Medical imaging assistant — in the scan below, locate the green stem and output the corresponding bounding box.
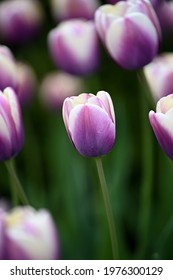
[5,159,29,205]
[137,71,154,258]
[95,157,119,260]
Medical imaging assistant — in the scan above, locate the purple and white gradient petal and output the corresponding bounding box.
[0,87,24,161]
[144,53,173,101]
[106,13,158,70]
[3,207,59,260]
[48,19,100,76]
[50,0,100,22]
[62,91,116,157]
[149,94,173,160]
[95,0,161,70]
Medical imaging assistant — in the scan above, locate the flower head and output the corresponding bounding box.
[95,0,161,69]
[144,53,173,101]
[0,206,59,260]
[0,87,24,161]
[63,91,115,157]
[50,0,100,22]
[40,71,83,111]
[149,94,173,160]
[0,0,43,45]
[48,19,100,75]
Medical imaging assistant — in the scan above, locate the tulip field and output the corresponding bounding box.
[1,0,173,260]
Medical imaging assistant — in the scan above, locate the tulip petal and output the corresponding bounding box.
[106,13,158,69]
[5,208,59,260]
[69,104,115,157]
[149,111,173,160]
[97,90,115,122]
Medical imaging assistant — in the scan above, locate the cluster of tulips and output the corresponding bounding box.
[0,0,173,260]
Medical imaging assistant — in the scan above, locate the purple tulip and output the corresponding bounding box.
[0,87,24,161]
[0,45,18,91]
[144,53,173,101]
[40,71,83,111]
[156,1,173,33]
[48,19,100,75]
[95,0,161,70]
[0,206,59,260]
[50,0,100,22]
[63,91,115,157]
[16,62,37,106]
[0,0,43,45]
[149,94,173,160]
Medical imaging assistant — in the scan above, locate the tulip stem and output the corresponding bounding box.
[137,72,154,258]
[95,157,119,260]
[5,159,29,205]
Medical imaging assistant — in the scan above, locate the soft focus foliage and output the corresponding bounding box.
[1,0,173,260]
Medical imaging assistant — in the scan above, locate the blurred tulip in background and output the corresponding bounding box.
[0,0,43,45]
[144,53,173,101]
[0,45,18,91]
[155,0,173,33]
[48,19,100,75]
[63,91,115,157]
[0,87,24,162]
[40,71,83,111]
[50,0,100,22]
[0,206,59,259]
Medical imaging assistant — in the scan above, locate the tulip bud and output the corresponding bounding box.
[50,0,100,22]
[40,71,83,111]
[48,19,100,75]
[0,0,43,45]
[63,91,115,157]
[149,94,173,160]
[16,62,37,106]
[95,0,161,70]
[0,45,18,91]
[0,87,24,161]
[1,206,59,260]
[144,53,173,101]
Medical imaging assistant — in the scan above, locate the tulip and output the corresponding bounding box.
[0,206,59,260]
[0,45,18,91]
[144,53,173,101]
[0,0,43,45]
[0,87,24,161]
[156,1,173,33]
[50,0,100,22]
[63,91,115,157]
[48,19,100,75]
[16,62,37,106]
[95,0,161,70]
[149,94,173,160]
[40,71,83,111]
